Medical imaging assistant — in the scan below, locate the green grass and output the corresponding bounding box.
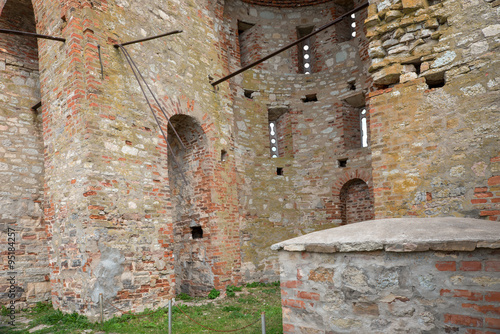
[2,283,283,334]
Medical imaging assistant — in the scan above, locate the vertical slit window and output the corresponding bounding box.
[351,13,357,38]
[297,26,315,74]
[269,121,278,158]
[360,108,368,148]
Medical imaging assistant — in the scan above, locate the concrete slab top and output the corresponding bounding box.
[271,217,500,253]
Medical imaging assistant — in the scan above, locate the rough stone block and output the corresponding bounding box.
[402,0,428,11]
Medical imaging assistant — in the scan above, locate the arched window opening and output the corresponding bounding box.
[339,179,374,225]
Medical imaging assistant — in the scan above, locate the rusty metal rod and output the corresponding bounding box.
[121,46,186,150]
[114,30,183,48]
[31,101,42,111]
[0,28,65,42]
[118,45,188,185]
[211,2,368,87]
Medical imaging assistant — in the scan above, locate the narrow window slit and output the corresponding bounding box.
[221,150,227,162]
[277,167,283,176]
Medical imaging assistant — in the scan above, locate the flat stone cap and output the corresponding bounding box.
[271,218,500,253]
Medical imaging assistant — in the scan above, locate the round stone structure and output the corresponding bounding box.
[272,218,500,333]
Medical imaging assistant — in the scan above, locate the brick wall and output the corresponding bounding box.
[0,0,50,308]
[223,0,373,282]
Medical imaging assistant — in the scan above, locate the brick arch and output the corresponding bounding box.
[339,178,374,225]
[332,169,372,196]
[167,114,215,296]
[326,169,373,224]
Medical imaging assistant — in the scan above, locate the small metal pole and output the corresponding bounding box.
[168,299,172,334]
[261,311,266,334]
[99,293,104,324]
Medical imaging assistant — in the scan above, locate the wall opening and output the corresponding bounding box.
[167,115,214,296]
[244,89,255,99]
[301,94,318,103]
[277,167,283,176]
[297,26,315,74]
[338,159,348,168]
[268,107,292,158]
[191,226,203,239]
[238,20,256,66]
[339,179,374,225]
[221,149,227,162]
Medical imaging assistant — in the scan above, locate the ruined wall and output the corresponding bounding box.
[0,0,242,318]
[0,0,50,308]
[274,218,500,334]
[222,0,374,282]
[366,0,500,220]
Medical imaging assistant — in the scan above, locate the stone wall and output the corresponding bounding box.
[366,0,500,220]
[0,0,50,308]
[223,0,374,283]
[1,0,242,318]
[274,218,500,333]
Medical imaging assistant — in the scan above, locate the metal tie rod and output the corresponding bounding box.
[114,30,183,48]
[0,28,65,42]
[211,2,369,87]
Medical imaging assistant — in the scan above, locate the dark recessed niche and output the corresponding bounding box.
[338,159,348,168]
[348,82,356,91]
[425,72,446,89]
[191,226,203,239]
[221,150,227,162]
[244,89,255,99]
[277,167,284,175]
[301,94,318,103]
[238,21,255,35]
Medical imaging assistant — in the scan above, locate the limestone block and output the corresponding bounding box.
[383,38,400,48]
[367,3,378,17]
[365,14,381,28]
[400,72,418,83]
[401,33,415,42]
[373,63,403,85]
[386,10,403,22]
[394,28,405,39]
[402,0,428,11]
[424,18,439,29]
[369,46,387,58]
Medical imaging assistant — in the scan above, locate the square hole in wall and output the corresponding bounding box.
[301,94,318,103]
[338,159,348,168]
[191,226,203,239]
[244,89,255,99]
[277,167,284,175]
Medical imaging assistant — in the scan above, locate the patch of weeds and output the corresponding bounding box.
[208,289,220,299]
[1,305,10,316]
[222,305,242,312]
[226,285,243,292]
[246,281,279,288]
[176,293,193,301]
[237,296,258,304]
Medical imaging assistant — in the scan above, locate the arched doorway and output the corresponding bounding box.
[340,178,374,225]
[167,115,214,296]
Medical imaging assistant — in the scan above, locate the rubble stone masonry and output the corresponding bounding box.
[0,0,498,321]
